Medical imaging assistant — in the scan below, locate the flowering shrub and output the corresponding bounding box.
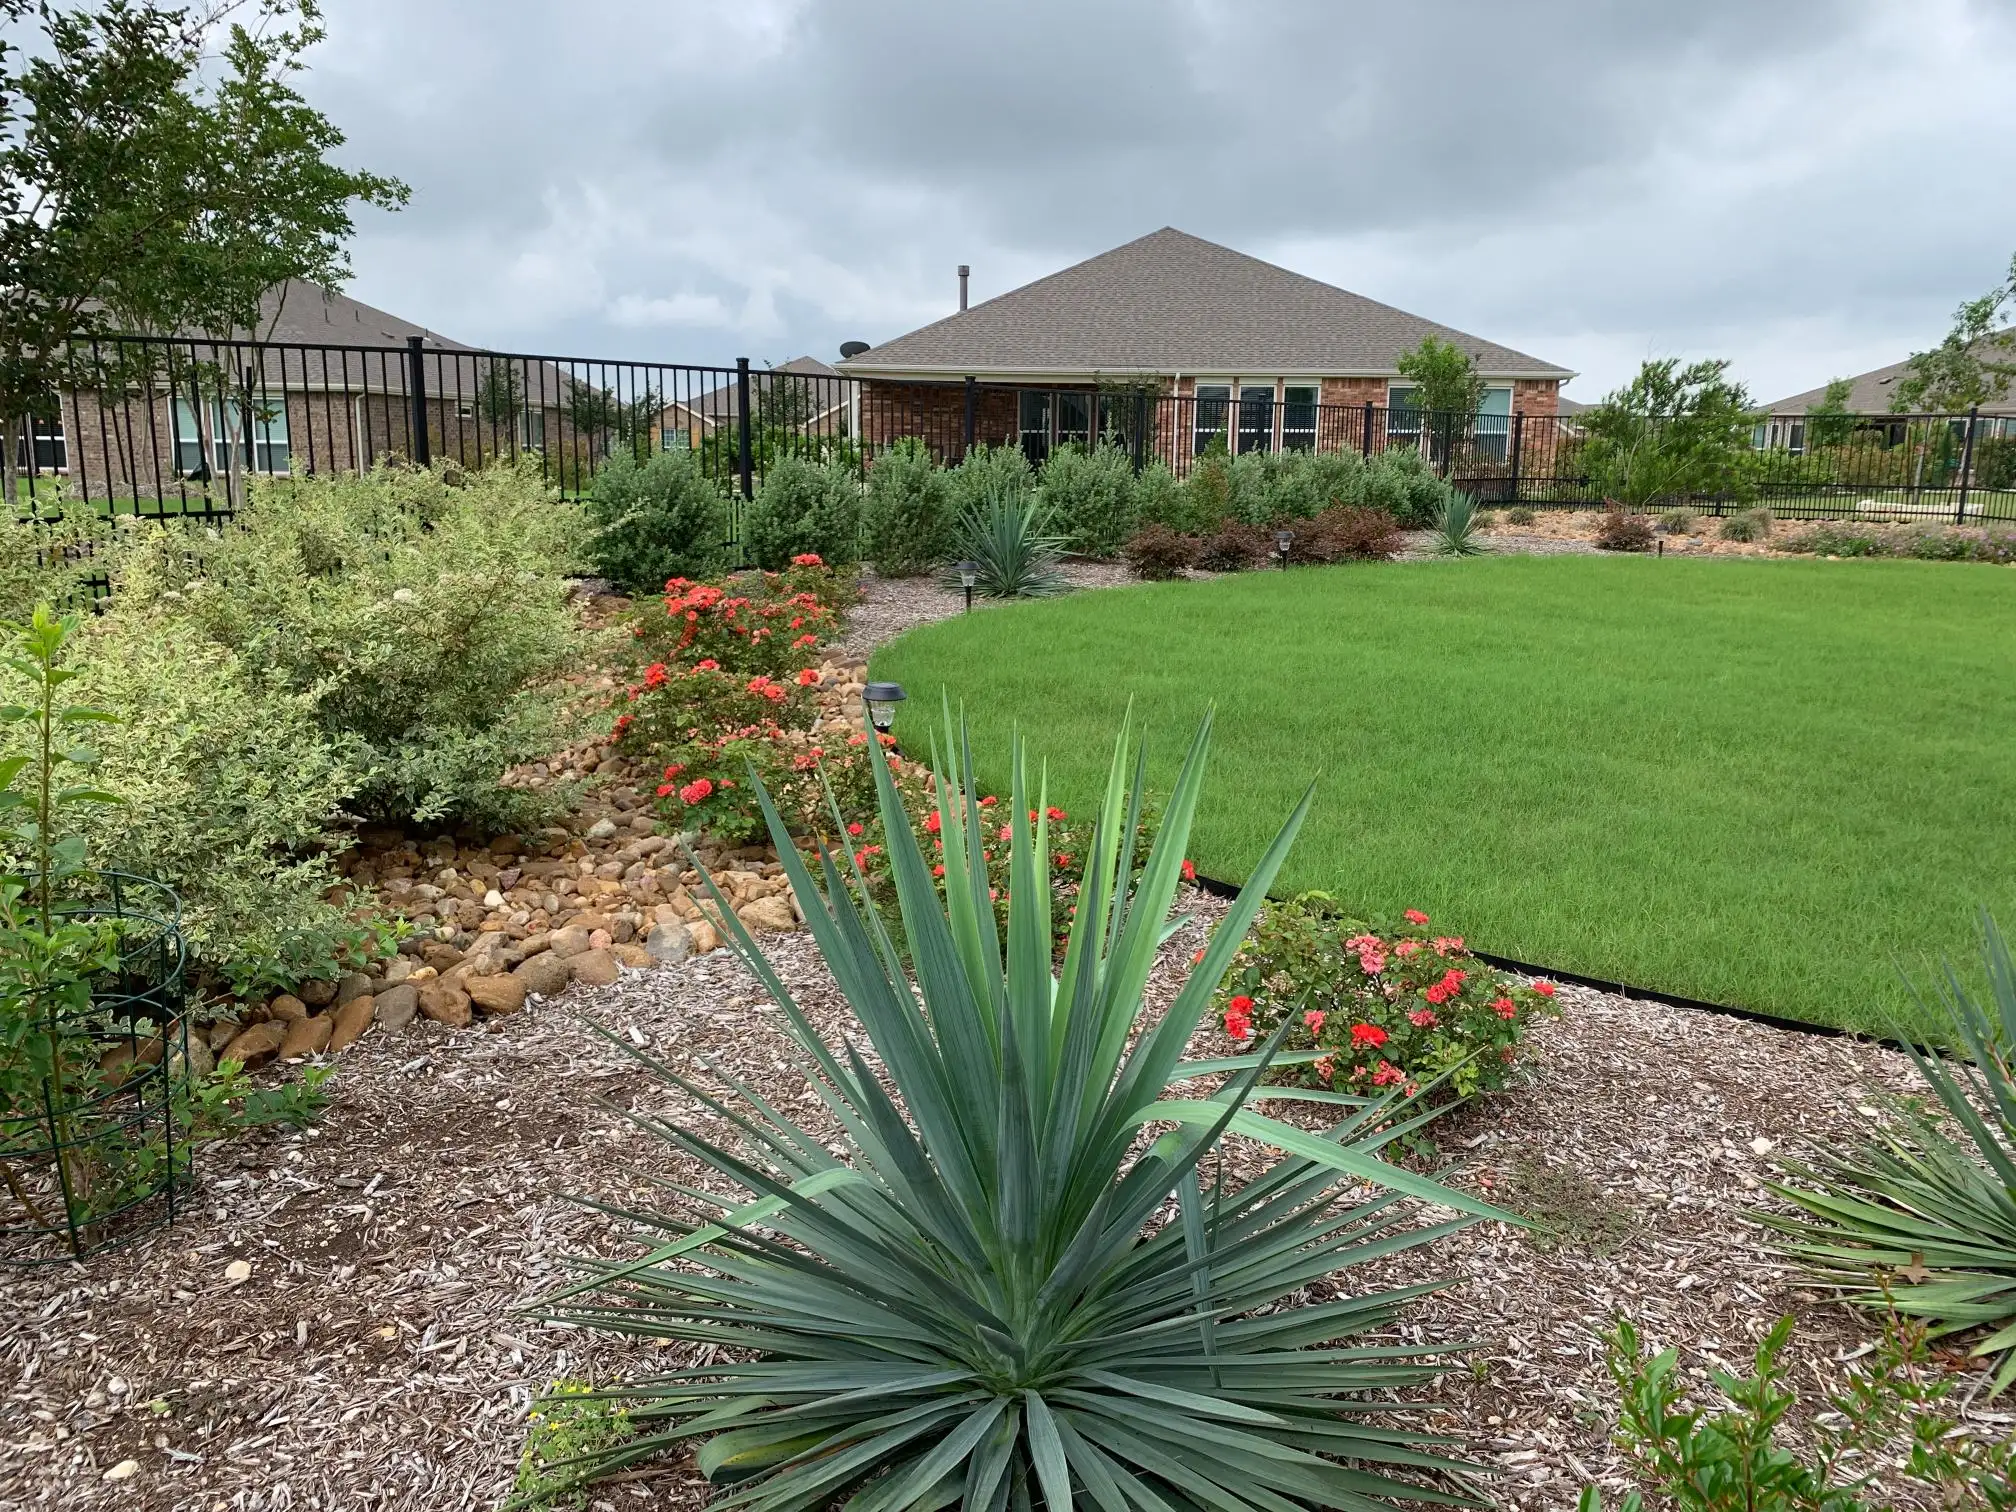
[629,556,852,678]
[846,783,1160,949]
[1214,893,1556,1097]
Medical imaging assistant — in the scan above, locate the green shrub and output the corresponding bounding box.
[1970,433,2016,491]
[1720,507,1774,543]
[1036,442,1136,556]
[580,446,731,594]
[0,508,113,618]
[111,458,587,833]
[1181,437,1237,529]
[1658,508,1698,534]
[945,442,1032,519]
[1121,522,1197,579]
[1785,522,1885,557]
[1260,450,1368,521]
[538,710,1503,1508]
[741,454,863,569]
[1130,459,1191,530]
[1768,913,2016,1395]
[1505,505,1537,526]
[1363,446,1456,527]
[62,616,369,994]
[1583,1312,2015,1511]
[861,436,952,576]
[1217,893,1554,1098]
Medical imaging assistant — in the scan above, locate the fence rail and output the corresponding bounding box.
[8,334,2014,528]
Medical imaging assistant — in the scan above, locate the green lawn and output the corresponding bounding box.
[870,556,2016,1036]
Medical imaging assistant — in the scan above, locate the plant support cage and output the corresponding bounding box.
[2,873,190,1264]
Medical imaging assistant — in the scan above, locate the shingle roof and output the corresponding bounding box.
[223,279,480,351]
[1761,332,2016,416]
[672,356,846,423]
[839,228,1573,380]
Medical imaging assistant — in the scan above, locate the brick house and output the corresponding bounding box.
[654,356,851,452]
[17,282,579,505]
[836,228,1575,470]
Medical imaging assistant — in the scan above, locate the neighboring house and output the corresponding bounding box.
[655,356,851,451]
[18,281,578,496]
[836,228,1575,465]
[1758,337,2016,452]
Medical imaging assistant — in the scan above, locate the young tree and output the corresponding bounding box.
[1892,252,2016,413]
[0,0,408,504]
[1394,335,1488,420]
[1805,376,1857,448]
[1581,357,1757,507]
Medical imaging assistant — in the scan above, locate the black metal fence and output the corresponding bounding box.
[9,335,2015,527]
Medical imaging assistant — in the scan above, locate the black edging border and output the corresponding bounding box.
[1183,869,1931,1057]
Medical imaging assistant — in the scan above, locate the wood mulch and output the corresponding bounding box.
[6,558,2009,1511]
[5,898,2007,1510]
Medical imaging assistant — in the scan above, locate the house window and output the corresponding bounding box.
[1387,383,1513,461]
[1236,381,1275,454]
[173,395,290,476]
[1193,384,1230,455]
[15,416,66,472]
[661,424,689,451]
[519,407,545,451]
[1018,390,1052,464]
[456,401,474,420]
[1281,386,1318,451]
[1472,386,1512,463]
[1055,392,1090,450]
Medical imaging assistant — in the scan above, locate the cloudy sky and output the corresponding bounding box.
[302,0,2016,404]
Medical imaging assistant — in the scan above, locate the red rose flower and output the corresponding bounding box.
[1404,908,1430,925]
[1302,1009,1325,1032]
[1349,1023,1387,1048]
[1181,858,1197,883]
[1532,980,1557,998]
[677,778,713,804]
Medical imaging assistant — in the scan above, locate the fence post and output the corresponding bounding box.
[405,335,430,465]
[1361,401,1374,458]
[1509,411,1524,505]
[736,357,754,501]
[1956,405,1979,523]
[1132,392,1148,473]
[962,376,976,459]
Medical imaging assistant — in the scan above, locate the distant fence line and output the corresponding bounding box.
[9,333,2015,529]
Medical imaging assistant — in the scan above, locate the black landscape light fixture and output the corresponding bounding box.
[864,681,907,734]
[1275,528,1294,566]
[955,560,980,612]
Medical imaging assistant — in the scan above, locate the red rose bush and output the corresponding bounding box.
[1215,893,1556,1098]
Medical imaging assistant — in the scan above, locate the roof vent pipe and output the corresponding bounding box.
[958,265,970,312]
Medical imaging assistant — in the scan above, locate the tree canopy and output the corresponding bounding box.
[0,0,407,450]
[1892,252,2016,413]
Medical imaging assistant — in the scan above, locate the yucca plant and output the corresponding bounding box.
[1429,492,1486,557]
[1766,911,2016,1395]
[946,480,1068,597]
[534,705,1508,1509]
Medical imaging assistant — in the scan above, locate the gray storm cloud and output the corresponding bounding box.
[303,0,2016,401]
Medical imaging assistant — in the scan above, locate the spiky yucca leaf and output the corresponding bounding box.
[1430,492,1486,557]
[1766,910,2016,1394]
[534,705,1507,1509]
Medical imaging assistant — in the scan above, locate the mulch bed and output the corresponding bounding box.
[5,901,2007,1510]
[5,556,2008,1510]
